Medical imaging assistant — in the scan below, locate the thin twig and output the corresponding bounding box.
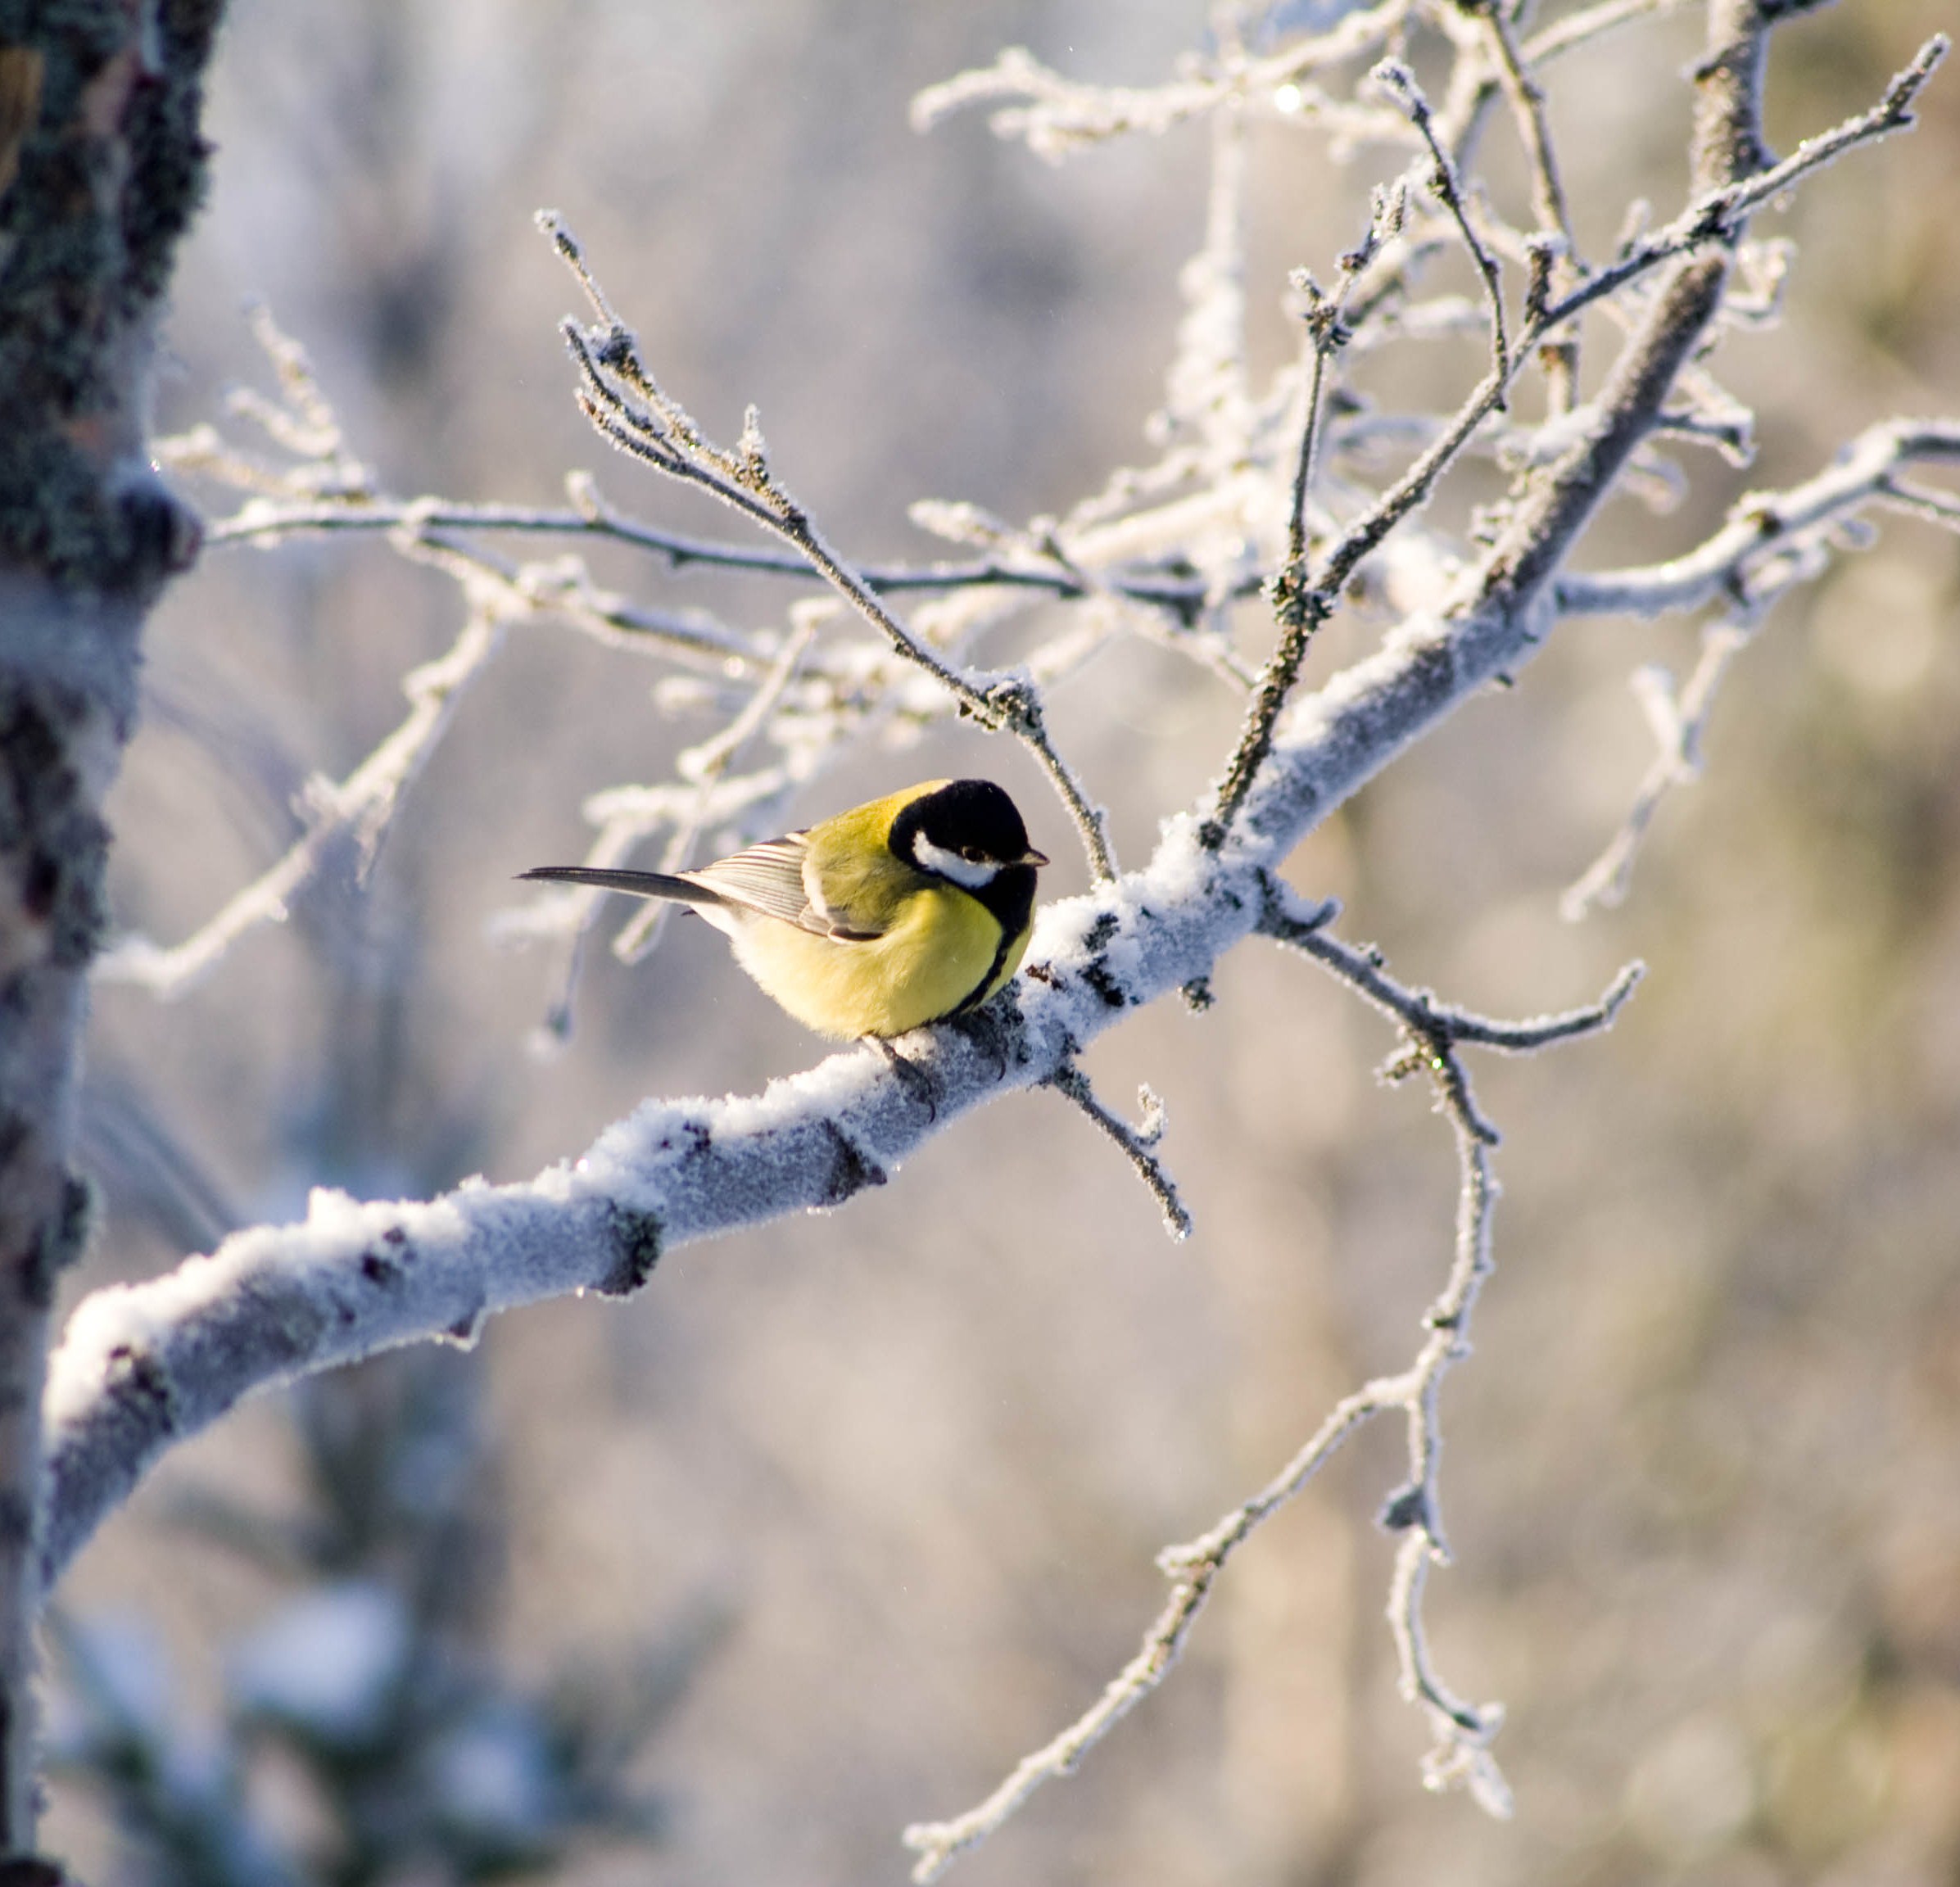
[611,617,819,966]
[1261,881,1645,1055]
[530,617,821,1040]
[192,487,1211,614]
[1262,877,1641,1810]
[908,2,1414,156]
[396,523,759,670]
[1204,351,1508,844]
[1372,59,1510,387]
[1257,875,1641,1139]
[541,212,1119,885]
[1536,34,1947,338]
[1476,0,1582,409]
[902,1382,1380,1883]
[1560,623,1750,919]
[1379,1122,1511,1821]
[228,301,373,491]
[1876,473,1960,533]
[1044,1061,1191,1240]
[1479,3,1578,256]
[1199,335,1343,852]
[1200,191,1413,846]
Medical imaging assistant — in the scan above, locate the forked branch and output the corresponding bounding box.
[903,886,1639,1880]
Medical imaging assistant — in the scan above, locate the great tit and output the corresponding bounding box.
[522,778,1049,1039]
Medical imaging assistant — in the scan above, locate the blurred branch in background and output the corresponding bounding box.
[48,1348,722,1887]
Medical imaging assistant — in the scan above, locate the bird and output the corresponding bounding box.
[521,778,1048,1039]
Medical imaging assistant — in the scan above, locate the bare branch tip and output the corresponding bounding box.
[1367,57,1421,114]
[1603,959,1646,1014]
[533,206,579,265]
[1048,1061,1192,1241]
[1894,32,1949,104]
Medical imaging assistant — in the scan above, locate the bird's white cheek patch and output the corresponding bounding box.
[911,835,1000,889]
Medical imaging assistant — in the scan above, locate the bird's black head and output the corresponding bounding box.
[892,779,1047,925]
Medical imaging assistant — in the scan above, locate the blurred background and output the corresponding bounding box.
[50,1,1960,1882]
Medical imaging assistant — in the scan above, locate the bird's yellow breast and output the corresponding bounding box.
[724,884,1024,1039]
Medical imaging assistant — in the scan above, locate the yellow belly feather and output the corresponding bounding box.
[722,885,1022,1038]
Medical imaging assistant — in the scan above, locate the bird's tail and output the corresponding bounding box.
[518,866,722,906]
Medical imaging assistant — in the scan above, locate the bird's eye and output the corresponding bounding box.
[960,846,982,862]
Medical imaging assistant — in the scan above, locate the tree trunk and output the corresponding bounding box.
[0,1,224,1857]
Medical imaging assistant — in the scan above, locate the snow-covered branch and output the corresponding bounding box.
[43,146,1724,1563]
[46,500,1649,1588]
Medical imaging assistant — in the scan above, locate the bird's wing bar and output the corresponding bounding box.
[686,835,840,934]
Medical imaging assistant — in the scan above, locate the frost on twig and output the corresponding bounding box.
[610,616,821,966]
[158,301,376,505]
[1203,183,1408,845]
[148,294,1238,1024]
[1555,418,1960,622]
[1532,30,1947,338]
[1043,1061,1190,1242]
[1261,875,1644,1138]
[1524,0,1697,68]
[520,614,821,1043]
[1369,59,1510,387]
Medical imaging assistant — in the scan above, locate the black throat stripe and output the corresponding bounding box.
[952,864,1037,1014]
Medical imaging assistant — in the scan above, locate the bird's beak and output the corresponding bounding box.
[1023,848,1050,867]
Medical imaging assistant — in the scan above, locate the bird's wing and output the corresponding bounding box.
[686,833,862,936]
